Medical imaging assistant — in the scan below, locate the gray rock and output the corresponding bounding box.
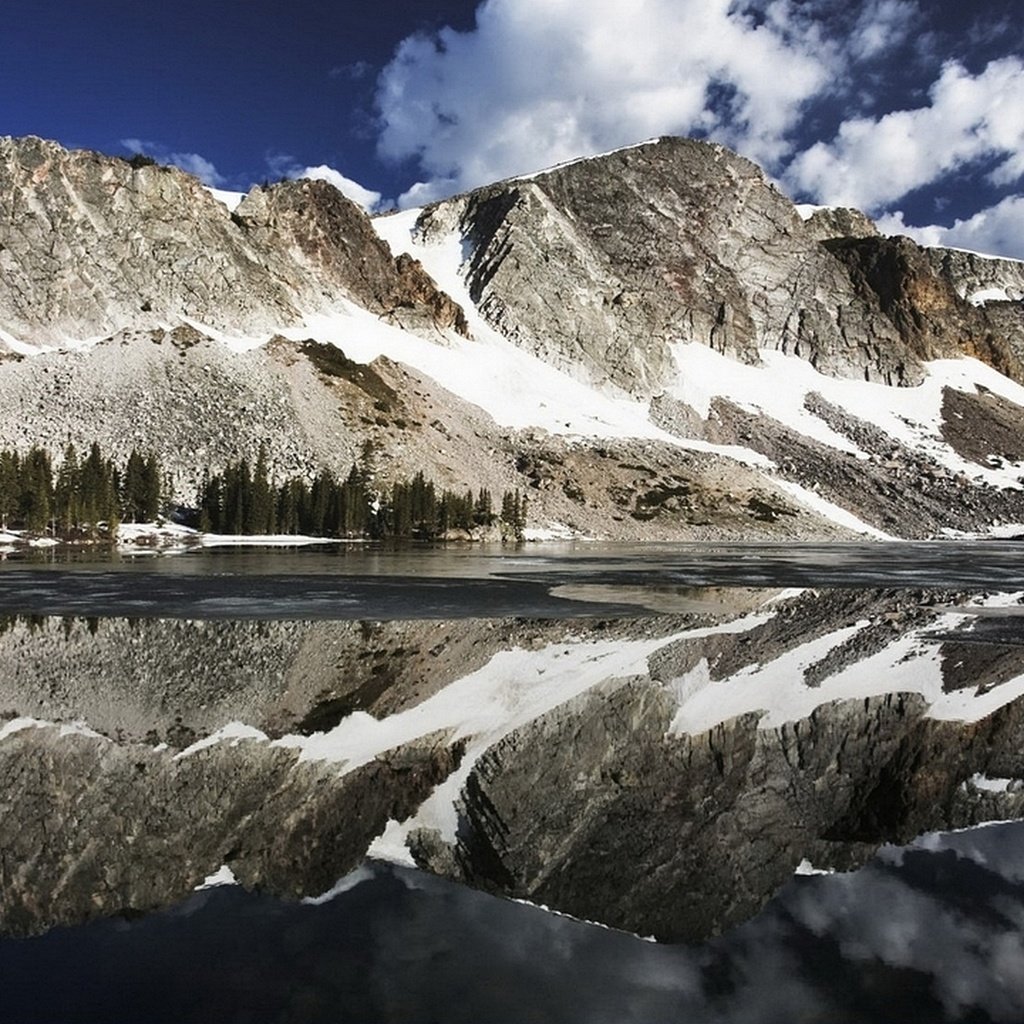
[0,136,465,345]
[803,205,880,242]
[417,137,924,392]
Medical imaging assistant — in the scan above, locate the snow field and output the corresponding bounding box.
[668,342,1024,490]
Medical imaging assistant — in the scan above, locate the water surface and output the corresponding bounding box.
[1,543,1023,1021]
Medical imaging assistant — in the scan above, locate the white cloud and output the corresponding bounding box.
[120,137,226,187]
[396,177,459,211]
[786,57,1024,211]
[848,0,916,61]
[375,0,847,200]
[168,152,225,187]
[264,153,381,212]
[877,194,1024,260]
[299,164,382,212]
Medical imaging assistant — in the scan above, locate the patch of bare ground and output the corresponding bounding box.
[940,384,1024,467]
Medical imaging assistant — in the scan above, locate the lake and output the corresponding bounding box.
[1,542,1023,1022]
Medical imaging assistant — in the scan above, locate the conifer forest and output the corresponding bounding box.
[0,442,528,542]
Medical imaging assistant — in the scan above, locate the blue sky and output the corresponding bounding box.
[4,0,1023,256]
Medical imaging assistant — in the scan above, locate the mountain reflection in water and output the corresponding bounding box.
[1,548,1023,1021]
[3,828,1023,1024]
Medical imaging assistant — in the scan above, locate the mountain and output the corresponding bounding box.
[1,133,1024,539]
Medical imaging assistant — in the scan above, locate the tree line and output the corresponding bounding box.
[0,443,161,535]
[197,451,528,541]
[0,440,530,542]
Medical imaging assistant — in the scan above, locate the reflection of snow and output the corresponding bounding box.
[966,774,1020,794]
[194,864,238,889]
[0,716,104,742]
[363,609,775,858]
[666,595,1024,734]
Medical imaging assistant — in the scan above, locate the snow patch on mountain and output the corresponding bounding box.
[362,211,769,466]
[770,480,895,539]
[669,343,1024,490]
[968,286,1021,305]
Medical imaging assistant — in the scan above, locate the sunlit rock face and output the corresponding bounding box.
[0,135,463,345]
[824,234,1024,382]
[417,137,1024,393]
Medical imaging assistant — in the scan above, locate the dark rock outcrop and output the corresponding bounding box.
[825,234,1024,382]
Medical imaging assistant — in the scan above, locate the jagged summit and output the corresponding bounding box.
[415,135,1024,395]
[0,135,465,346]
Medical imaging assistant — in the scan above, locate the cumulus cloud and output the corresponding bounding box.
[264,154,382,211]
[785,57,1024,211]
[877,194,1024,260]
[847,0,916,61]
[376,0,850,206]
[299,164,382,211]
[120,138,226,187]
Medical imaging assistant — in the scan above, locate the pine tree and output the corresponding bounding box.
[102,455,121,533]
[500,488,528,542]
[20,447,53,533]
[340,464,370,536]
[141,453,161,521]
[276,479,300,534]
[473,488,494,527]
[0,450,20,530]
[309,468,335,537]
[79,442,107,530]
[122,449,146,523]
[55,444,81,533]
[247,444,274,534]
[198,468,222,533]
[409,470,438,537]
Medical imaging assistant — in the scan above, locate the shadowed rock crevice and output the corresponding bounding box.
[824,235,1024,383]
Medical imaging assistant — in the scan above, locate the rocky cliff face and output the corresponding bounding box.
[0,136,465,345]
[825,235,1024,381]
[416,138,1003,392]
[926,246,1024,305]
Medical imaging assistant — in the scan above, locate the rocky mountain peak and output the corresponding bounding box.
[802,205,879,242]
[416,136,1024,395]
[0,136,466,346]
[417,136,927,393]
